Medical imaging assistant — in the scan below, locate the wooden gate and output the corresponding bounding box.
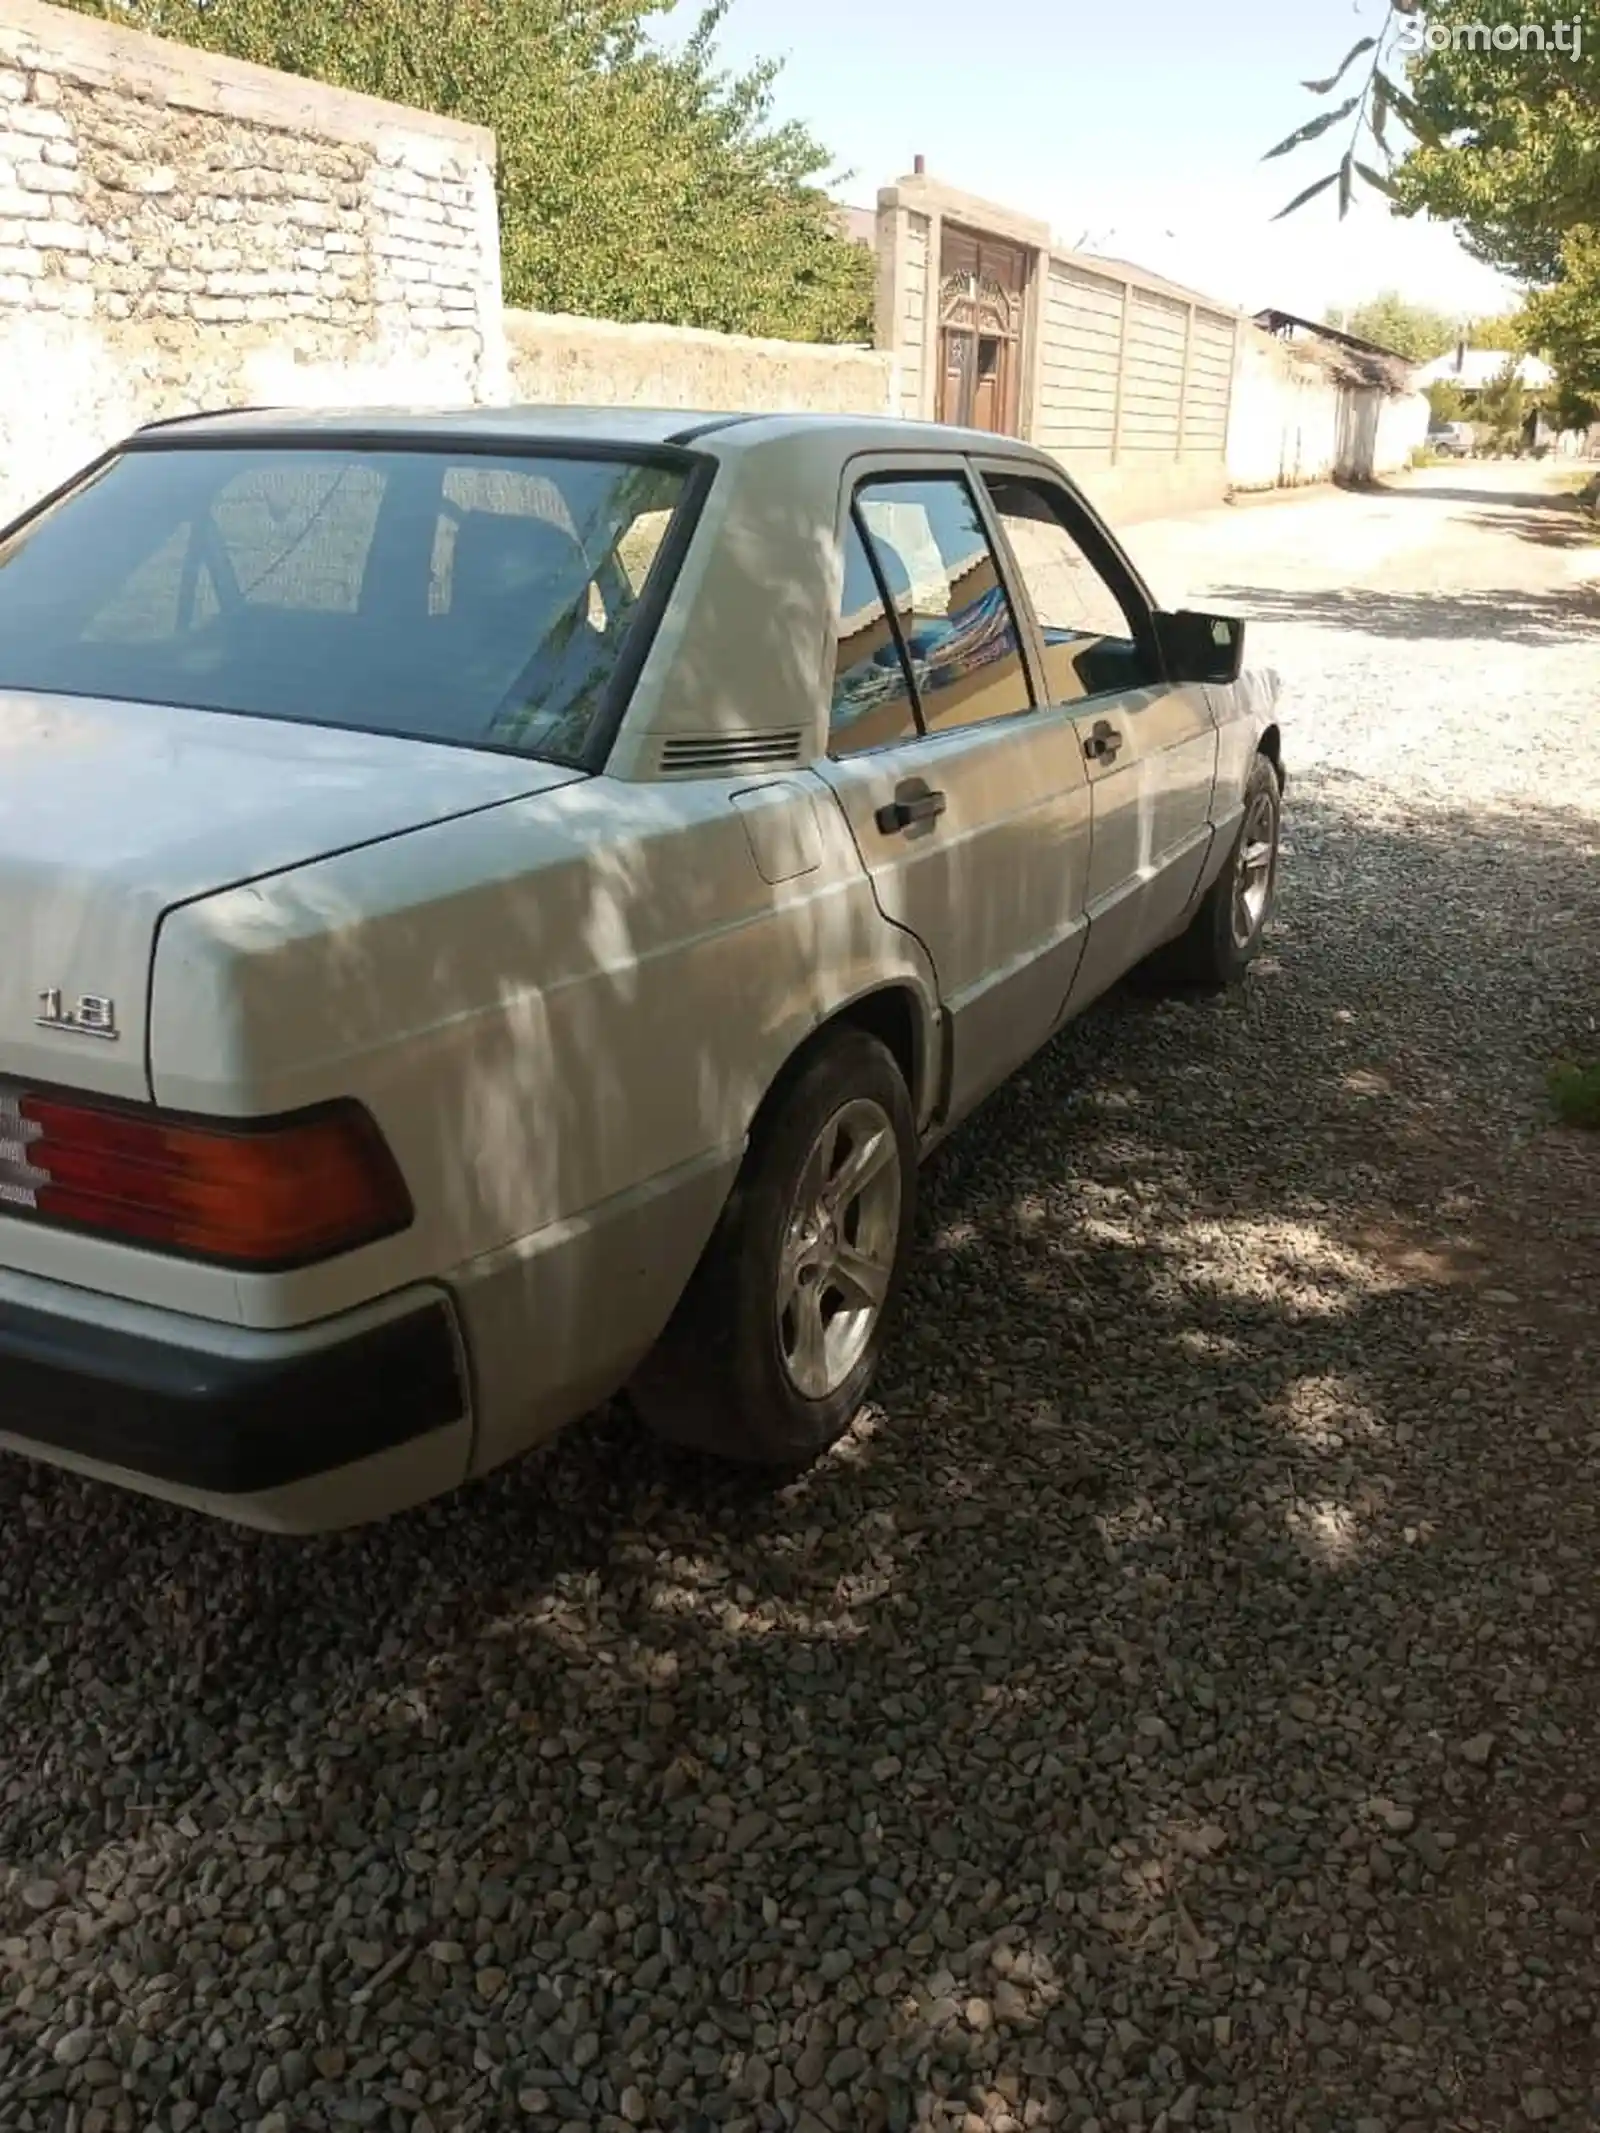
[937,225,1028,434]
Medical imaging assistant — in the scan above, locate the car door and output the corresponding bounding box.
[979,466,1219,1014]
[811,462,1092,1127]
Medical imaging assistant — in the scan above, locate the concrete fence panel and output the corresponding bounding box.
[1119,287,1188,458]
[1034,260,1122,465]
[1029,240,1241,522]
[1184,309,1236,456]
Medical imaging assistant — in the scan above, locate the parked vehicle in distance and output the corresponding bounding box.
[0,407,1283,1530]
[1426,420,1474,458]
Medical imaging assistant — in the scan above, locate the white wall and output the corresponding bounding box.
[1227,324,1429,493]
[1226,327,1340,491]
[1370,390,1431,477]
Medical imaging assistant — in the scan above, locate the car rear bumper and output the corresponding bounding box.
[0,1268,470,1530]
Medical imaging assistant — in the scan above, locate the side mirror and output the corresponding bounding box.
[1153,607,1245,686]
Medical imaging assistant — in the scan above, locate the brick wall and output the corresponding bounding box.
[0,0,504,520]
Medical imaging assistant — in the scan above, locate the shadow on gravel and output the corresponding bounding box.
[2,791,1599,2129]
[1373,476,1600,551]
[1458,502,1598,552]
[1372,480,1577,512]
[1206,579,1599,647]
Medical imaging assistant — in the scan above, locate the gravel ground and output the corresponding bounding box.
[2,465,1598,2133]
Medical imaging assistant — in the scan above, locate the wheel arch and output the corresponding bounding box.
[830,982,928,1116]
[744,979,937,1161]
[1257,721,1284,785]
[630,978,927,1464]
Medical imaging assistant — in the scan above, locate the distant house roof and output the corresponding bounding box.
[834,203,877,245]
[1413,347,1554,392]
[1251,307,1418,392]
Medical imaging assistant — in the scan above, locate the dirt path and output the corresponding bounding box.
[1126,462,1600,1292]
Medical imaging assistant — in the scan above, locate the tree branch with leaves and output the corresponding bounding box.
[1270,2,1600,396]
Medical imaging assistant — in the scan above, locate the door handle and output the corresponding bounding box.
[875,785,947,834]
[1084,719,1123,765]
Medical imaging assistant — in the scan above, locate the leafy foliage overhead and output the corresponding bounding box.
[1271,1,1600,398]
[60,0,876,345]
[1390,0,1599,284]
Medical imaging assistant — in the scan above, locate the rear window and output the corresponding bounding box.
[0,443,689,763]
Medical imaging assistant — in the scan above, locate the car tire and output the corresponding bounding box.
[631,1028,918,1467]
[1150,750,1282,988]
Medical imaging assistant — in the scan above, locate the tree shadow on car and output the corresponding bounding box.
[2,786,1591,1671]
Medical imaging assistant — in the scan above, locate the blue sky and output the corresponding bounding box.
[667,0,1518,323]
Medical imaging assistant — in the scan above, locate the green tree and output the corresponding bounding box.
[1547,369,1600,435]
[1425,379,1468,423]
[59,0,876,344]
[1320,295,1528,366]
[1467,310,1529,351]
[1391,1,1599,285]
[1520,229,1600,395]
[1269,2,1600,401]
[1393,5,1600,394]
[1324,292,1459,360]
[1473,356,1529,448]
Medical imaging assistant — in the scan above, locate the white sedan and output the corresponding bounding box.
[0,407,1283,1530]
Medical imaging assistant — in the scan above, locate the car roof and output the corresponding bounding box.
[131,403,1051,464]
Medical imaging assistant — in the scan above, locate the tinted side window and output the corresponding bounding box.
[985,475,1157,703]
[829,517,918,754]
[856,476,1032,733]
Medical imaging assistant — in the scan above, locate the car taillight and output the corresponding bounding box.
[0,1087,411,1268]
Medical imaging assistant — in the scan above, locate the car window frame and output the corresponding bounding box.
[970,455,1167,702]
[826,504,924,758]
[829,451,1041,755]
[0,431,719,776]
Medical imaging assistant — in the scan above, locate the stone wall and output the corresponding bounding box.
[503,308,894,417]
[0,0,504,521]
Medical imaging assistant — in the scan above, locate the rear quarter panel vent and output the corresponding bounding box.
[657,730,805,778]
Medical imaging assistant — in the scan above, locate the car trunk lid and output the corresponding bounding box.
[0,690,581,1101]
